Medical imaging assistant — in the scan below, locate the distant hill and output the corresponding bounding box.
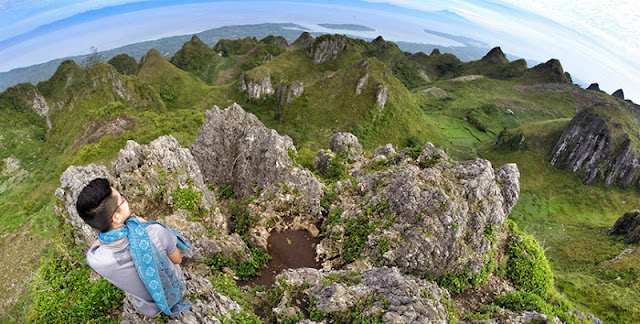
[0,23,535,92]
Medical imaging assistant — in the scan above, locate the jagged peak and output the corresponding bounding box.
[372,35,386,45]
[613,89,625,99]
[481,47,508,64]
[292,31,314,47]
[430,48,441,56]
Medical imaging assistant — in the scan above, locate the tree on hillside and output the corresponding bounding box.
[83,46,103,68]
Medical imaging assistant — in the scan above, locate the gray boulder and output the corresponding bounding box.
[329,132,363,160]
[373,144,396,160]
[275,267,451,323]
[608,210,640,243]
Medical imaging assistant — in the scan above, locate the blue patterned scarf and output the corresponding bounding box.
[98,218,191,316]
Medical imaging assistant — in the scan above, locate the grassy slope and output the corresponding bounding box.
[482,120,640,323]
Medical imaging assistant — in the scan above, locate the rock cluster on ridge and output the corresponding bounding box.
[307,34,348,64]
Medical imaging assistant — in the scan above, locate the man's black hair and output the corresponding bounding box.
[76,178,117,232]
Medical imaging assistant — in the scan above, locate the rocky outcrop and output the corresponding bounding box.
[287,81,304,102]
[307,34,348,64]
[355,73,369,95]
[318,141,520,277]
[239,73,274,100]
[550,102,640,187]
[329,132,363,160]
[587,83,601,91]
[191,104,324,248]
[613,89,625,99]
[193,103,293,198]
[376,85,388,109]
[607,210,640,243]
[273,267,451,323]
[430,48,441,56]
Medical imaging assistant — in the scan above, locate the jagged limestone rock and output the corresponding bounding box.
[275,267,450,323]
[550,102,640,187]
[308,34,348,64]
[239,73,274,100]
[329,132,363,160]
[373,144,396,160]
[191,103,324,248]
[191,103,295,199]
[355,73,369,95]
[318,141,520,277]
[287,81,304,102]
[376,84,388,109]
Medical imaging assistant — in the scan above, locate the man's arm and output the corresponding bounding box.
[168,248,182,264]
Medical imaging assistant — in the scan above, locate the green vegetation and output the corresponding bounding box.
[341,200,395,262]
[26,225,124,324]
[203,248,271,280]
[504,219,554,297]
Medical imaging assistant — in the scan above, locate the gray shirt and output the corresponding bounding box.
[86,224,182,317]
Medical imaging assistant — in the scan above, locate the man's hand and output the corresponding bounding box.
[168,248,182,264]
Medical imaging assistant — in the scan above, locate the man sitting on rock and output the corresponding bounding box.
[76,178,191,317]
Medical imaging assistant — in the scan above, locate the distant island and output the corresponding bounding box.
[317,23,375,31]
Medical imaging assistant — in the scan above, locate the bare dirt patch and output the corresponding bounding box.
[73,116,133,149]
[242,229,321,288]
[0,222,50,316]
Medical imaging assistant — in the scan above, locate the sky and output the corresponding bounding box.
[0,0,638,102]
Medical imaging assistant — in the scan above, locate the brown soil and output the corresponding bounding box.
[242,230,321,288]
[0,223,50,317]
[73,116,134,150]
[454,273,515,314]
